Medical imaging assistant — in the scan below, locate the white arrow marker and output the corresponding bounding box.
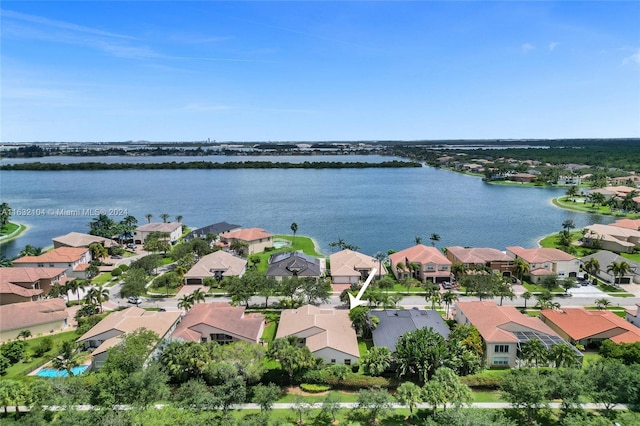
[349,268,377,310]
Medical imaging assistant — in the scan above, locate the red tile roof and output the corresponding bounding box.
[171,303,264,343]
[447,246,512,264]
[389,245,451,266]
[506,246,576,263]
[540,308,640,344]
[0,298,68,332]
[13,247,89,264]
[222,228,272,242]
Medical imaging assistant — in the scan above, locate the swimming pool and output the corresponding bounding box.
[36,365,88,377]
[273,241,290,249]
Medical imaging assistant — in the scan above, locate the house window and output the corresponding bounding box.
[211,333,233,344]
[494,345,510,353]
[330,359,336,364]
[344,359,351,365]
[426,265,435,271]
[493,357,509,366]
[37,264,44,267]
[49,264,55,267]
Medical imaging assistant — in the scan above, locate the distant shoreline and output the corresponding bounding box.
[0,222,28,244]
[0,160,421,171]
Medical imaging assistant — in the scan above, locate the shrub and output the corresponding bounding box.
[32,337,54,357]
[300,383,331,393]
[459,372,504,389]
[111,268,122,277]
[324,373,391,389]
[301,369,330,384]
[118,264,129,272]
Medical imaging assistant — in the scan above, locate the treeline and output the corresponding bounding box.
[0,160,421,171]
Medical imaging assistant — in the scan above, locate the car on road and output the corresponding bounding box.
[127,296,142,305]
[110,254,123,259]
[441,281,453,289]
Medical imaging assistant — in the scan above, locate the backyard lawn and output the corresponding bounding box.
[254,235,323,272]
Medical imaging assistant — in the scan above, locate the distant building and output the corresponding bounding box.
[370,308,449,352]
[53,232,119,249]
[446,246,513,276]
[329,249,386,285]
[389,245,451,283]
[134,222,182,245]
[0,267,67,304]
[13,247,92,279]
[184,222,241,241]
[506,246,580,283]
[184,251,247,284]
[0,299,69,342]
[266,251,324,280]
[219,228,273,255]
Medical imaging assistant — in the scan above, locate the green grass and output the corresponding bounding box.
[553,197,640,219]
[277,390,359,403]
[261,322,277,343]
[0,222,19,236]
[254,235,323,272]
[91,272,113,285]
[358,339,372,358]
[522,283,564,293]
[2,331,80,379]
[472,390,503,402]
[621,252,640,263]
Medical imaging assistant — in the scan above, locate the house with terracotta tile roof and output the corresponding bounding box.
[580,251,640,285]
[540,307,640,346]
[583,224,640,254]
[134,222,182,245]
[329,249,386,285]
[77,307,181,369]
[446,246,514,277]
[171,303,264,344]
[219,227,273,254]
[627,303,640,328]
[184,251,247,285]
[389,244,452,283]
[266,251,324,281]
[53,232,119,249]
[12,247,92,279]
[505,246,580,283]
[0,298,69,342]
[0,267,67,305]
[276,304,360,365]
[454,301,576,368]
[611,218,640,231]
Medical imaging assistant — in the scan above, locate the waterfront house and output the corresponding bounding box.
[370,308,449,352]
[183,251,247,285]
[505,246,580,283]
[389,245,452,283]
[329,249,386,285]
[266,251,324,281]
[77,307,181,370]
[0,298,69,342]
[446,246,514,277]
[0,267,67,304]
[171,302,264,344]
[183,222,241,242]
[508,173,536,183]
[276,304,359,365]
[13,247,92,279]
[540,307,640,346]
[611,218,640,231]
[583,224,640,254]
[219,227,273,255]
[580,251,639,285]
[133,222,182,245]
[52,232,119,249]
[454,301,577,368]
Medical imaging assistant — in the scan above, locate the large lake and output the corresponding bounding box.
[0,155,614,258]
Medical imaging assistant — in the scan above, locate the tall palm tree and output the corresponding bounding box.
[513,258,530,283]
[51,341,79,377]
[522,291,533,309]
[373,251,386,280]
[175,215,183,223]
[441,290,458,318]
[550,343,578,368]
[177,294,194,312]
[429,233,440,247]
[414,236,422,245]
[65,280,86,303]
[565,185,579,202]
[561,219,575,232]
[145,213,153,223]
[595,298,611,310]
[520,339,549,371]
[160,213,170,223]
[583,258,600,280]
[607,261,631,286]
[85,284,110,313]
[290,222,298,245]
[191,288,206,304]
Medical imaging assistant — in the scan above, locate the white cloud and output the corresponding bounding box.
[623,48,640,65]
[521,43,535,53]
[548,42,560,51]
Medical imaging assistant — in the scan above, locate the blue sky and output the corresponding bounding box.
[1,1,639,142]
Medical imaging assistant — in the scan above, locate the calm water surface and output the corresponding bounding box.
[0,156,613,258]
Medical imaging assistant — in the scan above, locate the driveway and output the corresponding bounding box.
[568,284,609,298]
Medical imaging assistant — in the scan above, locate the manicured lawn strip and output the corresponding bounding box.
[522,283,564,293]
[358,340,372,358]
[391,283,426,293]
[277,390,359,403]
[621,252,640,263]
[606,293,635,298]
[91,272,113,286]
[0,222,27,243]
[472,390,503,403]
[2,331,79,379]
[261,322,277,343]
[553,197,640,219]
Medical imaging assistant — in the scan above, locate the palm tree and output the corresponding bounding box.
[160,213,170,223]
[522,291,533,309]
[51,341,79,377]
[513,258,530,283]
[373,251,386,280]
[86,284,110,313]
[17,330,31,341]
[175,215,183,223]
[414,236,422,245]
[191,288,206,304]
[451,262,467,281]
[177,294,194,312]
[583,258,600,280]
[441,290,458,318]
[550,343,578,368]
[565,186,579,202]
[290,222,298,245]
[65,280,86,303]
[145,213,153,223]
[429,233,440,247]
[425,284,440,310]
[621,190,639,212]
[607,261,631,286]
[561,219,576,232]
[595,298,611,310]
[520,339,549,371]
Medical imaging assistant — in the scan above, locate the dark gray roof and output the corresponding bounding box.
[370,308,450,352]
[266,251,322,277]
[185,222,241,240]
